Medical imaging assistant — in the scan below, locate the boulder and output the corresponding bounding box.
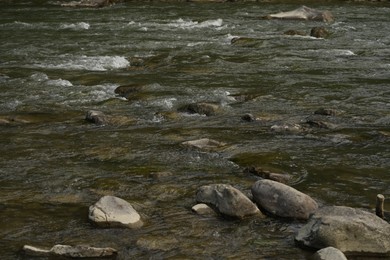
[178,102,220,116]
[89,195,143,228]
[263,6,334,23]
[312,247,347,260]
[310,27,330,38]
[23,244,117,258]
[251,179,318,220]
[295,206,390,256]
[196,184,263,219]
[114,84,144,100]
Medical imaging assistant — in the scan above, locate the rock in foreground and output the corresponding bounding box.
[295,206,390,256]
[312,246,347,260]
[251,179,318,220]
[89,195,143,228]
[196,184,263,219]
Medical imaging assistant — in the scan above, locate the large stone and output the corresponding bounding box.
[263,6,334,23]
[295,206,390,256]
[195,184,263,219]
[312,247,347,260]
[251,179,318,220]
[89,195,143,228]
[23,244,117,258]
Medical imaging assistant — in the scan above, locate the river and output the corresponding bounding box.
[0,1,389,259]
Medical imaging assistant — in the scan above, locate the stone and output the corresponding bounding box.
[251,179,318,220]
[295,206,390,256]
[241,113,256,122]
[244,167,291,184]
[310,27,330,38]
[85,110,108,125]
[23,244,117,258]
[196,184,263,219]
[178,102,220,116]
[230,37,258,47]
[114,84,144,99]
[89,195,143,228]
[263,6,334,23]
[312,247,347,260]
[182,138,226,150]
[192,203,217,216]
[61,0,118,8]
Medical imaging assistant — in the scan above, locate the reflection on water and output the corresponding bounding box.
[0,1,389,259]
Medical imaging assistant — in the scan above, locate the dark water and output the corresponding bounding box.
[0,1,389,259]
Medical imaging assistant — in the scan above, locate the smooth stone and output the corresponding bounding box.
[22,245,50,257]
[89,195,143,228]
[178,102,220,116]
[192,203,217,216]
[312,247,347,260]
[251,179,318,220]
[85,110,108,125]
[295,206,390,256]
[23,244,117,258]
[263,6,334,23]
[196,184,263,219]
[182,138,226,150]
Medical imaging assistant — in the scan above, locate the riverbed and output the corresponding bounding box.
[0,1,389,259]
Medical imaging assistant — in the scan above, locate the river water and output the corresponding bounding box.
[0,1,389,259]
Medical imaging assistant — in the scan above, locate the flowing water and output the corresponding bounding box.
[0,1,389,259]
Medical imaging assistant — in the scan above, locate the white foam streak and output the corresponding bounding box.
[167,18,223,29]
[60,22,90,30]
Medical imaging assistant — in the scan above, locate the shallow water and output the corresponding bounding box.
[0,1,389,259]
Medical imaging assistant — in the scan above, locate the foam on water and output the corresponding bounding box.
[30,72,73,87]
[59,22,90,30]
[35,55,130,71]
[167,18,223,29]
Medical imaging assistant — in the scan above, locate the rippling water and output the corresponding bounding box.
[0,1,389,259]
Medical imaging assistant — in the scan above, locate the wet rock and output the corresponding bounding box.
[192,203,217,217]
[244,167,291,184]
[263,6,334,23]
[284,30,306,36]
[312,247,347,260]
[178,102,220,116]
[314,108,339,116]
[241,113,256,122]
[0,118,10,125]
[89,195,143,228]
[23,244,117,258]
[182,138,226,150]
[230,37,259,47]
[305,118,337,129]
[270,123,304,133]
[114,84,144,99]
[61,0,118,8]
[251,179,318,220]
[310,27,330,38]
[196,184,263,219]
[295,206,390,256]
[85,110,108,125]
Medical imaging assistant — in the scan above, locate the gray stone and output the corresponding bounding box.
[192,203,217,217]
[310,27,330,38]
[263,6,334,23]
[182,138,226,150]
[89,195,143,228]
[61,0,118,8]
[22,245,50,257]
[85,110,108,125]
[251,179,318,220]
[295,206,390,256]
[312,247,347,260]
[196,184,263,219]
[178,102,220,116]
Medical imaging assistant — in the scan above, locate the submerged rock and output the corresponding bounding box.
[182,138,226,151]
[23,244,117,258]
[89,195,143,228]
[244,167,291,184]
[284,30,306,36]
[295,206,390,256]
[251,179,318,220]
[114,84,144,100]
[178,102,220,116]
[312,247,347,260]
[310,27,330,38]
[192,203,217,217]
[61,0,118,8]
[196,184,263,219]
[136,236,179,252]
[85,110,108,125]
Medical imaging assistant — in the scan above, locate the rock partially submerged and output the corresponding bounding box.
[23,244,117,258]
[178,102,220,116]
[263,6,334,23]
[244,167,291,184]
[192,203,217,217]
[85,110,134,126]
[182,138,227,150]
[295,206,390,256]
[251,179,318,220]
[196,184,263,219]
[89,195,143,228]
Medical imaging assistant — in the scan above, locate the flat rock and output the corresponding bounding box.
[295,206,390,256]
[251,179,318,220]
[23,244,117,258]
[89,195,143,228]
[182,138,226,150]
[196,184,263,219]
[192,203,217,217]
